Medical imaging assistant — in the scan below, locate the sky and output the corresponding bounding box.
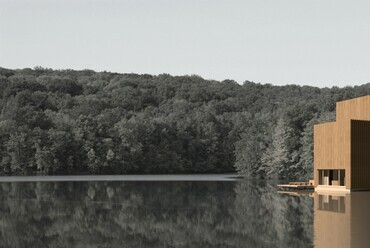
[1,0,370,87]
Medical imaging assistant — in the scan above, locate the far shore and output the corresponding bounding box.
[0,174,242,182]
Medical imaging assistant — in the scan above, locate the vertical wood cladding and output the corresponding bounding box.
[314,95,370,190]
[314,122,346,169]
[351,120,370,190]
[314,122,349,187]
[337,95,370,122]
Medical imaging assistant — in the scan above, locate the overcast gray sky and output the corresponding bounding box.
[1,0,370,87]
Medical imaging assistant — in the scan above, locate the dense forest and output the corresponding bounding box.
[0,67,369,178]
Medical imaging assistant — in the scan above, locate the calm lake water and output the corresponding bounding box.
[0,175,368,247]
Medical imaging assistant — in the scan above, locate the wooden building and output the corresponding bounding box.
[314,95,370,191]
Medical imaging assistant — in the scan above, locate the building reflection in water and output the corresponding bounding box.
[314,192,370,248]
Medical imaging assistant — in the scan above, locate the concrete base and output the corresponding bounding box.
[315,185,351,195]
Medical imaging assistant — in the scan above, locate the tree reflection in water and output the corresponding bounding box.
[0,179,313,247]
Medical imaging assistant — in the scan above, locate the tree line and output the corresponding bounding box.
[0,67,369,177]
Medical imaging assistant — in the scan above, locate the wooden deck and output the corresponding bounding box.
[277,184,315,191]
[277,190,314,196]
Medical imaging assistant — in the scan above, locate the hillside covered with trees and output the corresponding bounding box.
[0,67,369,178]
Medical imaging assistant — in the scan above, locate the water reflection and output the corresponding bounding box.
[317,194,346,213]
[314,192,370,248]
[0,179,313,247]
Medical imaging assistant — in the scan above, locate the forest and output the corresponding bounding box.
[0,66,369,178]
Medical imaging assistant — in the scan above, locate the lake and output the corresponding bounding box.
[0,175,368,247]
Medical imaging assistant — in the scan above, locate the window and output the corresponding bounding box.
[318,169,345,186]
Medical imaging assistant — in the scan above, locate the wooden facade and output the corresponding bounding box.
[314,95,370,191]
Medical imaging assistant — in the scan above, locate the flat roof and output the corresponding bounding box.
[314,121,336,127]
[336,94,370,104]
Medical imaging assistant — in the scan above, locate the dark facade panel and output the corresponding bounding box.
[351,120,370,190]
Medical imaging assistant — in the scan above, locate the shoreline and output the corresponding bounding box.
[0,174,241,182]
